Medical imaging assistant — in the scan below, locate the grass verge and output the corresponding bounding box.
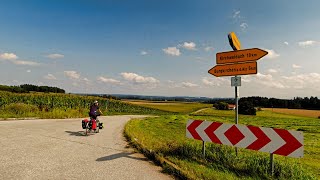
[124,112,318,179]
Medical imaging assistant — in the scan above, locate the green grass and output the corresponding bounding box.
[125,109,319,179]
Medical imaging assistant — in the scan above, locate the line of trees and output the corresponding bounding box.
[239,96,320,110]
[210,96,320,116]
[0,84,65,93]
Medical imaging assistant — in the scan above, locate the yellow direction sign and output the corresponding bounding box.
[216,48,268,65]
[228,32,241,50]
[208,61,257,77]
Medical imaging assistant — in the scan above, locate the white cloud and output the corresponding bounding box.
[12,60,40,66]
[240,23,248,31]
[0,53,18,60]
[37,82,44,86]
[264,49,280,59]
[64,71,80,79]
[0,52,40,66]
[82,78,91,85]
[267,69,278,73]
[298,40,318,47]
[140,51,148,55]
[292,64,302,69]
[97,76,120,84]
[281,73,320,89]
[267,81,286,89]
[182,42,196,50]
[204,46,214,52]
[44,74,57,80]
[166,80,180,88]
[182,82,198,88]
[232,10,248,31]
[241,76,252,83]
[284,42,289,45]
[83,78,90,82]
[12,80,19,84]
[233,10,241,19]
[202,77,228,87]
[163,47,181,56]
[256,73,273,81]
[27,70,31,73]
[121,72,159,84]
[46,53,64,59]
[255,73,286,89]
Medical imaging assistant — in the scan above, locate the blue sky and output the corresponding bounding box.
[0,0,320,98]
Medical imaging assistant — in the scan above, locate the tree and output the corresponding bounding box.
[216,102,228,110]
[239,101,256,115]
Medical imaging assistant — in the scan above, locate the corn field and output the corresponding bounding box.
[0,91,169,114]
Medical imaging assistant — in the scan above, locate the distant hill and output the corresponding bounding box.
[77,93,320,110]
[76,93,232,103]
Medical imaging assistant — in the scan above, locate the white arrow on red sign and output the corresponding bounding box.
[186,120,303,158]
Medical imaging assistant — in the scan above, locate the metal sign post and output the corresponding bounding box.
[232,76,241,155]
[232,76,240,125]
[228,31,242,156]
[202,141,206,157]
[270,153,274,176]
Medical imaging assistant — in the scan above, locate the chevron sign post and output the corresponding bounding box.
[186,120,303,158]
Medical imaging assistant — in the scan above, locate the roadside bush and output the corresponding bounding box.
[239,101,256,115]
[212,103,218,109]
[216,102,228,110]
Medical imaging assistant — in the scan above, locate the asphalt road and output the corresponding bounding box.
[0,116,172,180]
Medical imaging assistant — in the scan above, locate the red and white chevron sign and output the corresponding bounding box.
[186,120,303,158]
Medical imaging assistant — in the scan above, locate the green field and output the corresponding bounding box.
[122,100,211,113]
[0,91,169,119]
[263,108,320,119]
[125,108,320,179]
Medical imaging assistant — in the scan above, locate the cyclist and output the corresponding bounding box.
[89,100,102,120]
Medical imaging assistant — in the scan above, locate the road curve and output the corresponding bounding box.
[0,116,172,180]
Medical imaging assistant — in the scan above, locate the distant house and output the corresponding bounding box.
[228,104,236,110]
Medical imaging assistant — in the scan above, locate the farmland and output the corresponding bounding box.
[0,91,169,119]
[125,107,320,179]
[122,99,211,113]
[263,108,320,119]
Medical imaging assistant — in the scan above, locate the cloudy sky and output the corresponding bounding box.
[0,0,319,98]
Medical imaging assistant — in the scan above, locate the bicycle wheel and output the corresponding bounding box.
[85,123,89,136]
[95,120,100,133]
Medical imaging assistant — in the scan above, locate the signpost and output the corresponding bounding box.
[216,48,268,64]
[186,120,304,158]
[201,31,303,175]
[231,76,241,87]
[228,32,241,50]
[208,61,257,77]
[197,32,304,176]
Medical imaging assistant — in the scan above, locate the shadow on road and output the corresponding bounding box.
[96,152,147,162]
[65,131,90,136]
